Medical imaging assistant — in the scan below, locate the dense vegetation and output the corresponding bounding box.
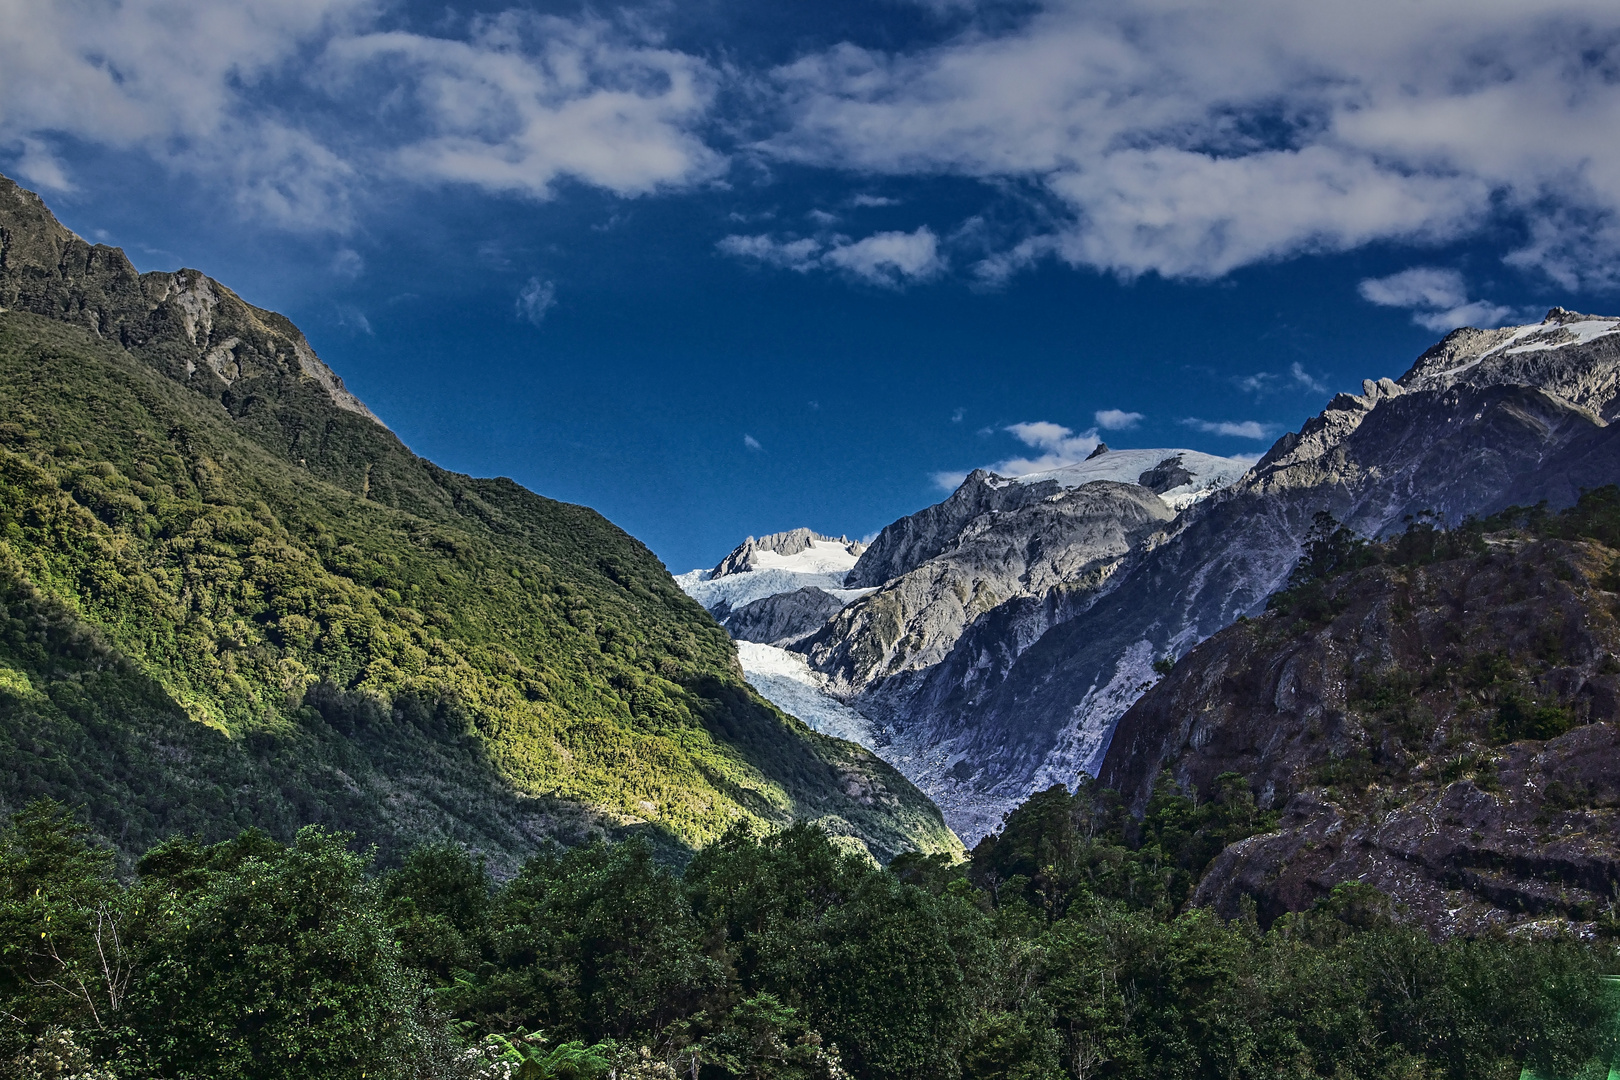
[0,307,954,865]
[2,795,1612,1080]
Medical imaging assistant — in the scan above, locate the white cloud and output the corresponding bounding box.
[762,1,1620,287]
[718,226,944,286]
[9,138,76,193]
[0,0,723,229]
[744,434,763,450]
[331,248,365,278]
[1358,267,1522,333]
[517,278,557,324]
[1289,363,1327,395]
[992,420,1101,474]
[1094,408,1142,431]
[851,194,900,207]
[327,15,723,201]
[823,227,945,285]
[1239,362,1331,397]
[716,234,824,271]
[1182,418,1273,439]
[335,305,373,335]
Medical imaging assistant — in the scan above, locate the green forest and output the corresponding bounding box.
[2,783,1613,1080]
[0,308,953,866]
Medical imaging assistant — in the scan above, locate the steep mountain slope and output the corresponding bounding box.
[0,175,958,865]
[1099,496,1620,936]
[864,310,1620,842]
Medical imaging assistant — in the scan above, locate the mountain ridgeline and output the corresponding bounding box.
[0,174,957,865]
[689,313,1620,847]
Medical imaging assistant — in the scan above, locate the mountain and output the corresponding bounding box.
[675,449,1252,839]
[0,174,958,865]
[685,311,1620,845]
[1099,493,1620,936]
[893,309,1620,841]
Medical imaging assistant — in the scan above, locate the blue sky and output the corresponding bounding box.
[5,1,1620,571]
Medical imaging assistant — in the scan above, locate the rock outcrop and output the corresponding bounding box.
[727,587,847,646]
[1099,531,1620,937]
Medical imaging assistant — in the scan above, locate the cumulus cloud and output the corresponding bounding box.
[1182,418,1273,439]
[0,0,723,229]
[1094,408,1143,431]
[327,14,723,201]
[718,226,945,286]
[762,1,1620,287]
[516,278,558,324]
[1358,267,1521,333]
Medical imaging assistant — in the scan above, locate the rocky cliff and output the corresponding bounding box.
[1098,502,1620,936]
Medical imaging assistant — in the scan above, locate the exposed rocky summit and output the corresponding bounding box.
[0,174,381,434]
[1100,524,1620,936]
[711,528,864,579]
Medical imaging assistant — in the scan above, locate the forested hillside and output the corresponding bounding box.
[0,174,956,865]
[2,795,1611,1079]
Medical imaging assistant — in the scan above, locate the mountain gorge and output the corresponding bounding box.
[0,174,957,865]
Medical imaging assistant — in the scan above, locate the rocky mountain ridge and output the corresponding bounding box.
[685,308,1620,845]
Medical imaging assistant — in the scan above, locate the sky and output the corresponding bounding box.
[4,1,1620,572]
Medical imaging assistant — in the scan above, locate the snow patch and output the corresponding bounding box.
[677,539,866,612]
[1502,319,1620,355]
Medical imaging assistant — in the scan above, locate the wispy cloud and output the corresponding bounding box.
[1239,362,1329,397]
[718,226,945,287]
[744,434,763,450]
[1357,267,1524,333]
[1094,408,1143,431]
[516,278,557,325]
[1182,418,1273,440]
[933,419,1104,488]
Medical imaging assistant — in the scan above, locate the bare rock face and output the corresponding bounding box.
[0,176,379,427]
[1100,535,1620,936]
[726,587,847,646]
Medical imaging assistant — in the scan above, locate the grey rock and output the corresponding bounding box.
[727,587,847,646]
[804,481,1174,698]
[846,469,1088,588]
[1097,536,1620,937]
[1137,455,1194,494]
